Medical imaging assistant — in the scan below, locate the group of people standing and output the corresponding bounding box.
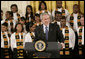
[1,1,84,58]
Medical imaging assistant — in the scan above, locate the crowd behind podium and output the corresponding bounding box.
[1,1,84,58]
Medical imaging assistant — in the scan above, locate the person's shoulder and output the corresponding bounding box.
[11,32,15,35]
[25,32,30,37]
[11,32,16,37]
[26,32,30,36]
[50,22,59,28]
[51,22,59,26]
[68,27,74,31]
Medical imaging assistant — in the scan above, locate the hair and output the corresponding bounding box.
[39,1,47,11]
[14,23,24,32]
[26,22,34,32]
[35,13,40,21]
[73,4,79,8]
[29,22,35,28]
[40,13,52,22]
[55,11,62,15]
[6,11,13,17]
[35,13,40,17]
[10,4,18,12]
[25,5,33,19]
[18,17,26,23]
[2,22,8,27]
[20,17,26,21]
[1,10,3,13]
[61,16,66,20]
[73,4,80,12]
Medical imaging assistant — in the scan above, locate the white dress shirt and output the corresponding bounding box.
[73,13,79,32]
[11,32,26,51]
[61,27,75,49]
[1,32,10,48]
[77,26,84,45]
[13,13,18,21]
[13,12,23,21]
[25,32,35,43]
[43,24,49,33]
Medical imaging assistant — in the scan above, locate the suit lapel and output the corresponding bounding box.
[40,24,53,41]
[40,25,46,38]
[48,24,52,40]
[40,25,44,34]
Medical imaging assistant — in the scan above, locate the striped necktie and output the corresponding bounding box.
[45,26,48,40]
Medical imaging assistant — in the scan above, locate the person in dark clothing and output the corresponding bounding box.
[34,13,64,58]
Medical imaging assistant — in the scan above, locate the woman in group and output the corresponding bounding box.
[10,23,26,58]
[1,22,11,58]
[25,5,34,32]
[5,11,16,34]
[10,4,20,22]
[34,13,42,26]
[36,1,51,15]
[25,22,36,58]
[25,5,34,23]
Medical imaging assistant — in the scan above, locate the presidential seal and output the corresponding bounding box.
[34,40,46,52]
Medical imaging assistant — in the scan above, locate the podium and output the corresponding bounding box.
[24,42,62,58]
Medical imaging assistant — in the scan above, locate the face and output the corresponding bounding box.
[80,17,84,26]
[41,3,45,10]
[55,13,62,21]
[5,12,10,19]
[11,6,17,13]
[73,5,79,13]
[35,16,40,22]
[27,7,31,13]
[61,19,66,26]
[1,12,3,17]
[19,19,25,24]
[56,1,62,8]
[1,25,7,32]
[30,25,36,32]
[42,14,50,26]
[16,24,22,32]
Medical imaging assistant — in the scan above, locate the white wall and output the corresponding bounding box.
[1,1,30,18]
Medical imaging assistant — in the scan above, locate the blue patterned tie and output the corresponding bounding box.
[45,26,48,40]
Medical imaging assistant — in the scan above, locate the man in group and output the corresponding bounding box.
[34,13,65,58]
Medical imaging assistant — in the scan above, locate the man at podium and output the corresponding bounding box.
[34,13,65,58]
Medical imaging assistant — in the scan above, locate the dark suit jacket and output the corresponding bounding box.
[34,23,64,42]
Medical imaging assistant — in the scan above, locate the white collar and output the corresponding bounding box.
[43,24,49,33]
[58,7,62,9]
[43,24,49,28]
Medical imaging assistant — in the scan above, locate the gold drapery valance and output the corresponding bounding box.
[30,1,84,14]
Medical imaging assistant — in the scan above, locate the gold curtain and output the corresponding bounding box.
[80,1,84,14]
[30,1,84,14]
